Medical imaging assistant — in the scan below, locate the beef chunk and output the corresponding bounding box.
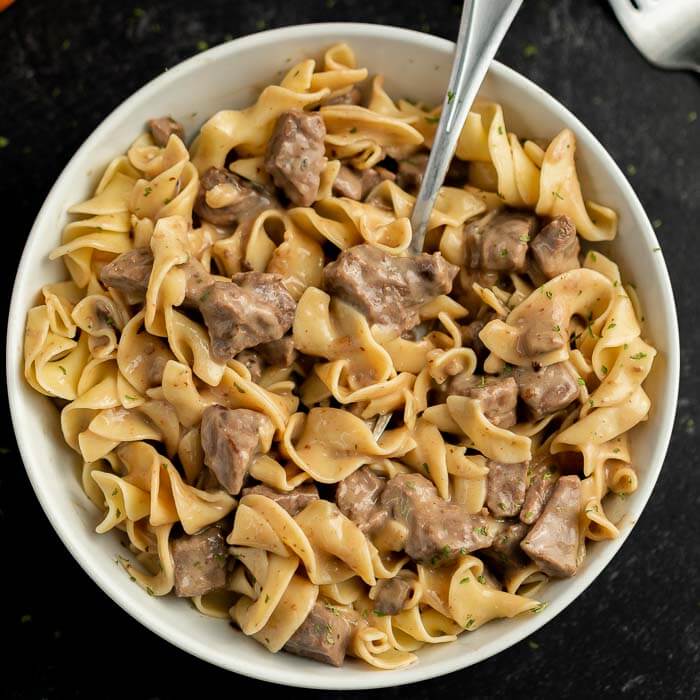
[241,482,319,517]
[516,303,567,357]
[360,167,395,198]
[460,317,492,359]
[265,110,327,206]
[445,157,471,184]
[447,374,518,429]
[322,244,458,334]
[194,167,277,227]
[234,350,264,382]
[256,335,297,368]
[148,116,185,147]
[284,601,353,666]
[371,573,413,616]
[335,466,388,535]
[320,87,362,107]
[515,362,578,419]
[486,460,528,518]
[396,153,428,192]
[199,272,296,361]
[332,165,363,200]
[200,406,271,495]
[530,215,580,280]
[99,248,153,304]
[520,460,559,525]
[487,520,530,569]
[180,257,214,307]
[171,526,227,597]
[465,209,537,273]
[380,473,493,566]
[521,475,581,577]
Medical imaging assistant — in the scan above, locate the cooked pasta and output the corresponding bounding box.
[23,43,656,669]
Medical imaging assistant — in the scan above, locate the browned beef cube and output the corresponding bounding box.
[264,110,327,206]
[520,460,559,525]
[447,374,518,429]
[99,248,153,304]
[320,86,362,107]
[256,335,297,368]
[465,209,537,273]
[194,167,277,227]
[396,153,428,192]
[180,257,214,307]
[332,165,363,200]
[371,573,412,616]
[234,350,264,383]
[380,473,493,566]
[322,244,458,335]
[335,466,388,535]
[521,475,581,577]
[199,272,296,361]
[171,526,227,597]
[487,520,529,569]
[530,215,580,280]
[515,362,578,419]
[460,316,492,359]
[200,406,271,495]
[148,116,185,147]
[284,601,353,666]
[486,460,528,518]
[516,303,567,357]
[360,166,395,198]
[241,482,319,517]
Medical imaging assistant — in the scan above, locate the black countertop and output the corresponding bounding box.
[1,1,698,697]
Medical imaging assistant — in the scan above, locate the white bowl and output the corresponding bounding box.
[6,22,679,690]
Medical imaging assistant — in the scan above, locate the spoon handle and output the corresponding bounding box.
[409,0,523,254]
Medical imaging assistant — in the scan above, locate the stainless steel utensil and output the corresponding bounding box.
[372,0,522,441]
[609,0,700,72]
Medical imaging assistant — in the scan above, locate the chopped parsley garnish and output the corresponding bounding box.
[196,40,209,51]
[523,43,538,58]
[519,234,530,243]
[588,399,594,408]
[115,508,122,519]
[607,322,616,330]
[499,248,509,257]
[459,577,469,584]
[265,594,270,603]
[523,511,533,520]
[146,587,155,596]
[374,610,388,617]
[58,365,67,375]
[630,352,647,360]
[199,289,211,303]
[124,395,136,401]
[626,164,637,176]
[552,191,564,200]
[447,90,455,104]
[477,575,486,585]
[143,186,152,197]
[20,614,32,624]
[588,251,597,262]
[0,136,8,149]
[497,126,504,135]
[422,462,429,473]
[473,526,488,537]
[601,365,608,374]
[464,616,476,629]
[577,377,585,386]
[349,126,357,133]
[544,290,553,300]
[530,602,547,613]
[111,488,118,497]
[528,640,540,650]
[552,324,560,332]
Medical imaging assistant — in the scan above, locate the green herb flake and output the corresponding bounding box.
[616,492,627,500]
[111,488,118,497]
[523,43,538,58]
[652,218,662,229]
[552,190,564,200]
[530,602,547,614]
[473,526,488,537]
[523,511,533,520]
[58,365,67,375]
[577,377,585,386]
[459,577,469,585]
[349,126,357,133]
[115,508,122,519]
[374,610,388,617]
[196,40,209,51]
[528,639,540,650]
[626,164,637,176]
[652,247,661,252]
[0,136,9,149]
[464,616,476,629]
[163,196,172,205]
[588,399,594,408]
[552,324,561,332]
[588,251,597,262]
[519,233,530,243]
[146,586,155,596]
[265,594,270,603]
[143,185,153,197]
[601,365,608,374]
[124,395,137,401]
[607,322,617,330]
[544,290,553,300]
[21,614,32,624]
[61,39,71,50]
[630,352,647,360]
[477,575,486,585]
[422,462,429,474]
[497,126,504,135]
[613,448,621,453]
[447,90,455,104]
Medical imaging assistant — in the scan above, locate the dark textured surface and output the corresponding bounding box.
[1,0,698,698]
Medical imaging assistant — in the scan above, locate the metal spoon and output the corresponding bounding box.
[372,0,522,442]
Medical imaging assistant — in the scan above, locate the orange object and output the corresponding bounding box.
[0,0,15,11]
